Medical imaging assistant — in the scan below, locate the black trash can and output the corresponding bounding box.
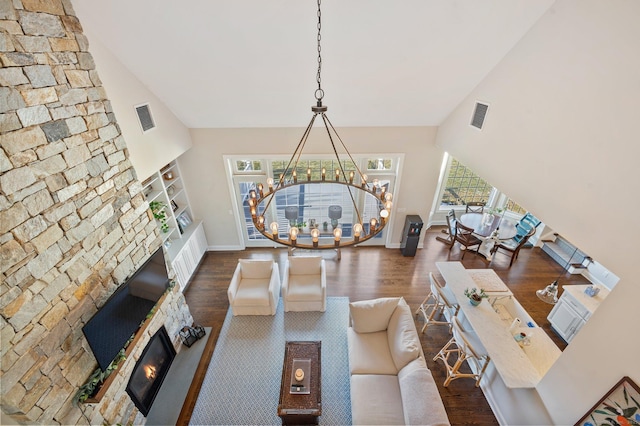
[400,215,423,257]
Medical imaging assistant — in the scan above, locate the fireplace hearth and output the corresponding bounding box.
[126,326,176,416]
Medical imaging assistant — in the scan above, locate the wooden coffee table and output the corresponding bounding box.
[278,341,322,425]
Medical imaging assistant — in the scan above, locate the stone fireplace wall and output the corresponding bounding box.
[1,1,193,424]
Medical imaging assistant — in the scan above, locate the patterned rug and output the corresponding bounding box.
[189,297,352,425]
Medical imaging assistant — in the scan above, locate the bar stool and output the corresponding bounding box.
[415,272,459,333]
[433,316,491,387]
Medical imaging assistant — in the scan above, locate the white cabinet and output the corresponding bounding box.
[548,285,604,343]
[169,221,207,291]
[142,160,208,291]
[547,297,585,343]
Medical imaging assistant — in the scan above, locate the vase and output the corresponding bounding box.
[468,297,482,307]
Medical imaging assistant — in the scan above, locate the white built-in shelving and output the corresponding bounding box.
[142,160,207,291]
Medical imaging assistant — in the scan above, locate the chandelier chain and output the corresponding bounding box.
[315,0,324,101]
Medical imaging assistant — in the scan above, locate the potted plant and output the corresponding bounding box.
[464,287,488,306]
[149,201,169,233]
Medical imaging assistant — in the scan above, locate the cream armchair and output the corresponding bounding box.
[227,259,281,316]
[282,256,326,312]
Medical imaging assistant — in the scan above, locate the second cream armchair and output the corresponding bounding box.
[282,256,326,312]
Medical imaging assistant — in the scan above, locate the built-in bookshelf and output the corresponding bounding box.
[142,160,207,291]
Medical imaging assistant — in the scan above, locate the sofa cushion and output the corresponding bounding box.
[347,328,397,375]
[286,275,323,301]
[349,297,400,333]
[233,278,271,306]
[350,374,405,425]
[398,358,450,426]
[239,259,273,279]
[387,298,421,371]
[288,256,322,275]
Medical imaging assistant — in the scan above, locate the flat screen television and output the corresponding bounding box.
[82,247,170,371]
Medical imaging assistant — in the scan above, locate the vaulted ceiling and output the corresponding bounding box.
[72,0,555,128]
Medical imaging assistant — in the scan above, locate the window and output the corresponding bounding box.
[505,198,526,215]
[440,158,492,207]
[367,158,393,171]
[235,160,262,172]
[227,155,400,247]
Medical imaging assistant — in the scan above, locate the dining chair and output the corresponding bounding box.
[436,209,457,247]
[450,221,482,259]
[465,202,485,214]
[433,316,491,387]
[492,226,536,266]
[415,272,458,333]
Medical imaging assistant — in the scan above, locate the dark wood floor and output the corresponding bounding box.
[178,227,587,425]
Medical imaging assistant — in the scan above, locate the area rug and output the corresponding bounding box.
[189,297,352,425]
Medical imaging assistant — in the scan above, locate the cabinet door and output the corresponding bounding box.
[172,252,191,292]
[548,299,583,343]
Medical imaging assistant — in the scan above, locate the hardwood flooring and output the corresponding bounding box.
[178,227,586,425]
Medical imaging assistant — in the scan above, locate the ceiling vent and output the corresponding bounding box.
[470,102,489,130]
[135,103,156,133]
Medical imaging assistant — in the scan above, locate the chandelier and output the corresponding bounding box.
[250,0,392,250]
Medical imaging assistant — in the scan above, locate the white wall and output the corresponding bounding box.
[79,28,193,181]
[181,127,442,249]
[436,0,640,423]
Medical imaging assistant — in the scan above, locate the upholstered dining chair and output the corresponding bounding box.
[227,259,281,315]
[450,221,483,259]
[465,202,485,214]
[433,316,491,387]
[282,256,326,312]
[492,226,536,266]
[436,209,457,247]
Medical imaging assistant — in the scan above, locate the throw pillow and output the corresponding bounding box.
[239,259,273,279]
[349,297,400,333]
[387,298,421,370]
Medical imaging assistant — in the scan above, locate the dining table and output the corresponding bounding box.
[459,212,517,239]
[459,213,517,260]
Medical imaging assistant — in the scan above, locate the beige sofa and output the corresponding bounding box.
[347,297,450,425]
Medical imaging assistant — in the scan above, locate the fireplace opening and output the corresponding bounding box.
[126,326,176,416]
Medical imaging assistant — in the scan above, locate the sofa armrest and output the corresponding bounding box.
[268,264,281,308]
[227,262,243,303]
[281,259,290,297]
[320,259,327,295]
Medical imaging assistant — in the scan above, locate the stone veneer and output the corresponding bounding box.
[0,1,193,424]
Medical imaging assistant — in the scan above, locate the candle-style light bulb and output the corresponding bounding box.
[307,168,311,181]
[257,183,264,198]
[289,227,298,245]
[270,222,278,239]
[335,169,340,181]
[349,171,355,184]
[292,170,297,183]
[370,218,378,233]
[267,177,274,192]
[321,168,326,181]
[333,228,342,246]
[353,223,363,242]
[311,228,320,247]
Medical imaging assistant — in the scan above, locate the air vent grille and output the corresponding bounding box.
[470,102,489,130]
[135,103,155,133]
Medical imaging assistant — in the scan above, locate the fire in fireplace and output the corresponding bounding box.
[126,326,176,416]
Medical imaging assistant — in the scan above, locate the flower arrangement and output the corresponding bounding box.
[464,287,488,305]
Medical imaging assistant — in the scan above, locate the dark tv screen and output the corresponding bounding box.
[82,247,169,371]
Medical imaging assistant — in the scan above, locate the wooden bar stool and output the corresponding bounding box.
[415,273,459,333]
[433,316,491,387]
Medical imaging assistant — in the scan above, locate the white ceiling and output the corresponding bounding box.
[72,0,555,129]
